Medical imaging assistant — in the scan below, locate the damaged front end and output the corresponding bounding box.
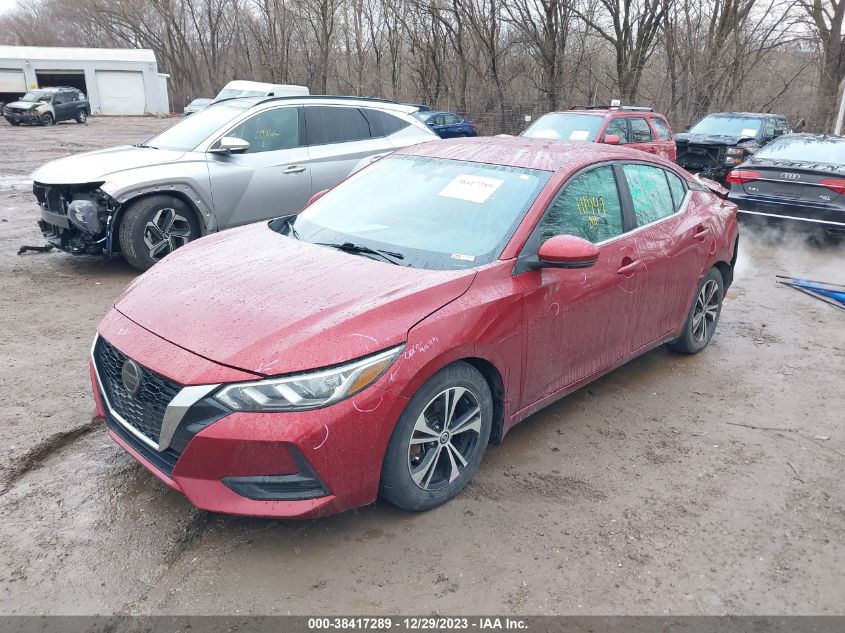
[675,136,759,183]
[34,182,119,257]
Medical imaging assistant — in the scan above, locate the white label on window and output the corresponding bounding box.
[438,174,504,204]
[451,253,476,261]
[529,128,559,139]
[569,130,590,141]
[741,128,757,137]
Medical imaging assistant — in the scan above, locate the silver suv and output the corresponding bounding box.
[32,96,438,270]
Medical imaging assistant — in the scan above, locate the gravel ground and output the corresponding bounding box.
[0,116,842,616]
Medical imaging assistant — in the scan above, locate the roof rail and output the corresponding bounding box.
[249,94,400,106]
[570,104,654,112]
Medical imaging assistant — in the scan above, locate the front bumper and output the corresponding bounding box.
[729,193,845,229]
[92,311,409,518]
[4,111,40,124]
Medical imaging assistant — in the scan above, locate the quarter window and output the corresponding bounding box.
[305,106,372,145]
[604,118,629,143]
[363,108,410,136]
[227,107,300,153]
[651,118,671,140]
[623,164,676,225]
[539,166,624,243]
[665,170,687,211]
[629,118,653,142]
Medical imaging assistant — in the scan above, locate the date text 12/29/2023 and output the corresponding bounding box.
[308,617,528,631]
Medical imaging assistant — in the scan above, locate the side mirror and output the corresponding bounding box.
[534,235,599,269]
[307,189,329,206]
[772,129,784,138]
[210,136,250,154]
[602,134,620,145]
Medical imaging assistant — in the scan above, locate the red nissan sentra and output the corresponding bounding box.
[91,137,738,518]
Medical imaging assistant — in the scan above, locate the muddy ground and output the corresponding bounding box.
[0,117,842,616]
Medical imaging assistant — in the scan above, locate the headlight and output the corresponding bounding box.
[725,148,746,156]
[214,346,403,412]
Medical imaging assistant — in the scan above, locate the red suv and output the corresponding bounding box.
[523,106,676,161]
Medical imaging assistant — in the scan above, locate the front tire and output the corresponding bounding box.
[379,362,492,511]
[118,195,199,271]
[40,113,54,126]
[669,268,724,354]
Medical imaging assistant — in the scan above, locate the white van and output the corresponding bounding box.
[214,80,310,102]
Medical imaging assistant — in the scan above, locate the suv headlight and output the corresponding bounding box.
[214,346,403,412]
[725,148,746,156]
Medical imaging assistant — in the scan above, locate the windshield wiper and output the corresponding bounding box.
[316,241,405,265]
[134,143,157,149]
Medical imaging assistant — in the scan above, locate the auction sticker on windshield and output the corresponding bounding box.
[741,128,757,137]
[569,130,590,140]
[439,174,504,204]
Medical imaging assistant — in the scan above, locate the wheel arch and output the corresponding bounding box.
[110,190,210,252]
[462,357,506,445]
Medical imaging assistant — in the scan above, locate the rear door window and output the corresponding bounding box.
[227,107,301,153]
[604,118,630,143]
[305,106,372,145]
[539,166,625,243]
[622,164,676,225]
[629,118,653,142]
[651,118,672,140]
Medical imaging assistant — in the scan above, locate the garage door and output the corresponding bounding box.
[95,70,146,115]
[0,69,26,93]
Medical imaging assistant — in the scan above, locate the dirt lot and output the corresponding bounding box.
[0,117,843,616]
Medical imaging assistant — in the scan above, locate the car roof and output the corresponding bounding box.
[543,109,664,118]
[705,112,783,119]
[397,136,677,173]
[29,87,76,93]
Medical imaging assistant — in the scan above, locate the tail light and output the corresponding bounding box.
[471,121,478,131]
[725,169,762,184]
[819,178,845,195]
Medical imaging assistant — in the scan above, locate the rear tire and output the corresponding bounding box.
[76,110,88,124]
[118,195,199,271]
[669,268,724,354]
[40,113,54,126]
[379,362,492,512]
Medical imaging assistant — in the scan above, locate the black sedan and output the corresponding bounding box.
[727,134,845,232]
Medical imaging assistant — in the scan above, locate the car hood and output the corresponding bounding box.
[674,132,757,146]
[32,145,189,185]
[114,223,476,376]
[6,100,40,109]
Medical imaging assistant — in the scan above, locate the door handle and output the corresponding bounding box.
[616,258,641,276]
[693,225,710,240]
[283,165,306,174]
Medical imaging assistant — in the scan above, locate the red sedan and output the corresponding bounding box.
[91,137,738,518]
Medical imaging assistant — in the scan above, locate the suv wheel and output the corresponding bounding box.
[76,110,88,124]
[40,113,54,126]
[118,195,199,271]
[379,362,492,511]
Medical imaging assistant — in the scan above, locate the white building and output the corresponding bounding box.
[0,46,169,115]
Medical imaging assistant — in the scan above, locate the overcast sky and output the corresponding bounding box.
[0,0,18,15]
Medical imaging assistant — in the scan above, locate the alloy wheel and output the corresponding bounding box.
[407,386,482,491]
[143,207,193,261]
[692,279,720,342]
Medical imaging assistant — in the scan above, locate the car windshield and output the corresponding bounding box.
[755,135,845,165]
[216,88,267,100]
[285,155,552,270]
[522,113,604,141]
[144,104,249,151]
[689,115,763,138]
[21,91,51,103]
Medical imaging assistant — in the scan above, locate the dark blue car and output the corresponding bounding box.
[414,111,478,138]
